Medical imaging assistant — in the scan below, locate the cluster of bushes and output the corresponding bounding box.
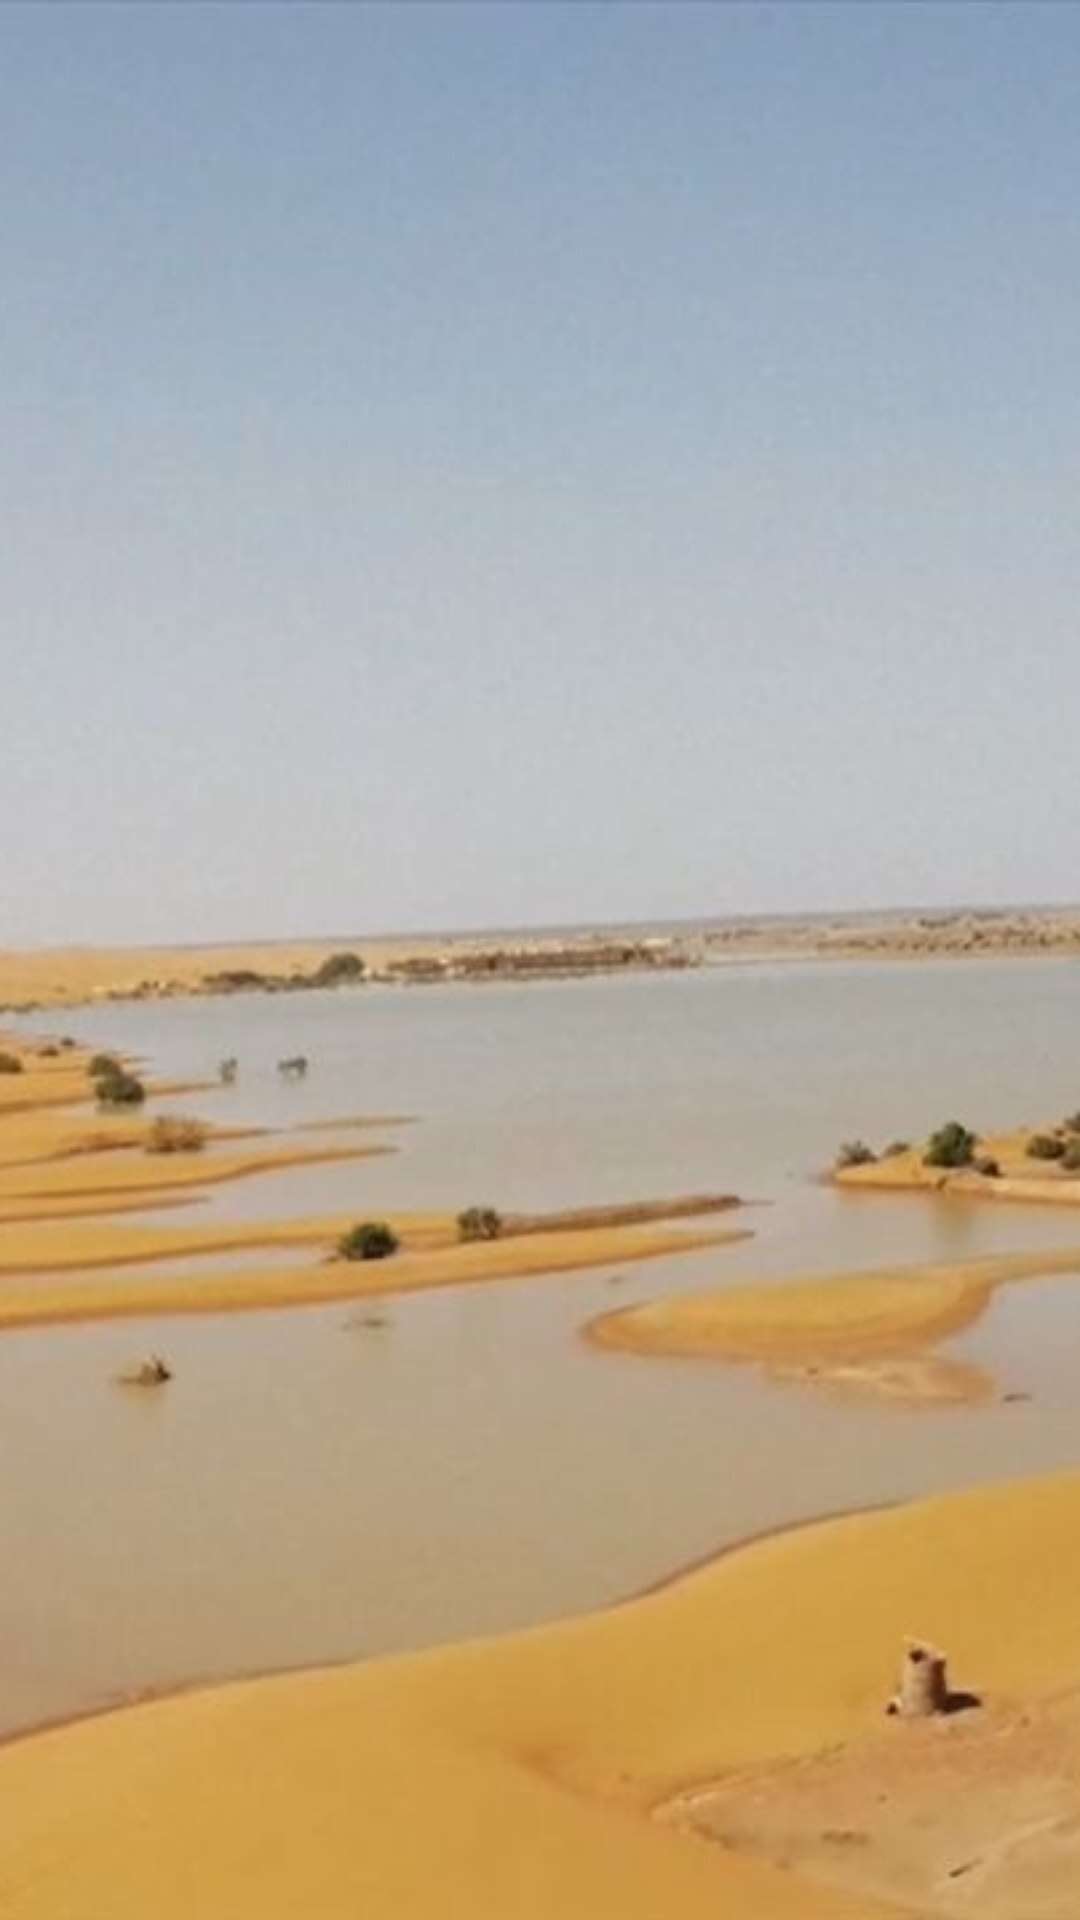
[839,1111,1080,1180]
[457,1206,503,1241]
[1025,1128,1080,1171]
[835,1139,913,1169]
[0,1051,24,1075]
[1026,1132,1065,1162]
[337,1221,399,1261]
[89,1054,146,1108]
[145,1114,208,1155]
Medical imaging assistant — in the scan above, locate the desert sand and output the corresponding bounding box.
[3,1470,1080,1916]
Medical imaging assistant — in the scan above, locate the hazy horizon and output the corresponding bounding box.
[13,893,1080,958]
[6,2,1078,946]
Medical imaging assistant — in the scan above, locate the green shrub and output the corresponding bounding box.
[146,1114,208,1154]
[1027,1132,1066,1161]
[923,1121,977,1169]
[95,1066,146,1107]
[836,1140,876,1168]
[337,1221,399,1261]
[312,951,366,987]
[457,1206,503,1242]
[974,1154,1001,1178]
[881,1140,910,1159]
[0,1051,24,1075]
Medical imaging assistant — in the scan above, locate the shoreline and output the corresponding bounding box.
[6,902,1080,1011]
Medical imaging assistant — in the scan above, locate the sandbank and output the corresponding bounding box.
[835,1130,1080,1206]
[3,1469,1080,1916]
[0,1221,740,1332]
[587,1245,1080,1405]
[0,1137,387,1204]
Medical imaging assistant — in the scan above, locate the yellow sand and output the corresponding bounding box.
[3,1469,1080,1917]
[587,1246,1080,1407]
[0,1137,387,1203]
[0,1211,449,1273]
[0,1223,737,1331]
[0,941,378,1008]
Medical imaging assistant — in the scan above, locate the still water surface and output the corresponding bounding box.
[6,959,1080,1733]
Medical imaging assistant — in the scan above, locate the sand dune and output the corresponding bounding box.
[3,1471,1080,1916]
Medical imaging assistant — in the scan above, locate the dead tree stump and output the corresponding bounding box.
[888,1639,949,1717]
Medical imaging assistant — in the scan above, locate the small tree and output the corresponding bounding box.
[1027,1132,1066,1161]
[88,1053,119,1080]
[1061,1139,1080,1172]
[882,1140,911,1159]
[312,951,366,987]
[457,1206,503,1242]
[836,1140,876,1168]
[923,1121,977,1169]
[0,1051,24,1075]
[337,1221,399,1261]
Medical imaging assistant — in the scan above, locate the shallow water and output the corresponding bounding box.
[7,959,1080,1734]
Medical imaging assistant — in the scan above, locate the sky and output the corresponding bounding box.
[4,1,1080,946]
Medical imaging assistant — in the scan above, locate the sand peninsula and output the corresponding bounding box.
[0,1038,743,1331]
[4,1469,1080,1916]
[0,931,699,1012]
[587,1242,1080,1406]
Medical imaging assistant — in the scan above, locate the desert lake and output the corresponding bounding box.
[7,955,1080,1736]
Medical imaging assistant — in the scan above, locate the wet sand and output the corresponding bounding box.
[4,1469,1080,1917]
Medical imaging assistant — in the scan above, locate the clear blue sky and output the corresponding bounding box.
[4,1,1079,944]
